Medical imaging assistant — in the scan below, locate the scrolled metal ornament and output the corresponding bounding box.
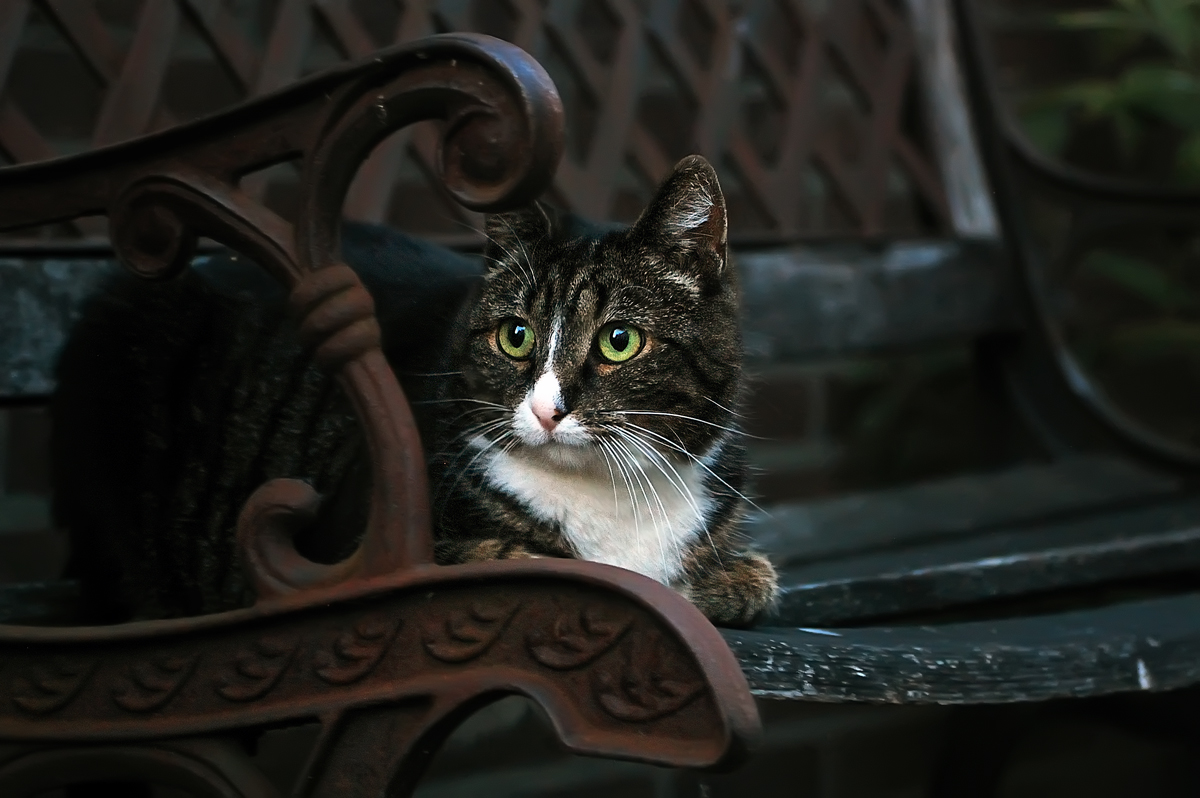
[313,614,401,686]
[112,653,200,713]
[528,606,632,670]
[11,659,96,717]
[423,598,522,663]
[0,33,759,797]
[216,635,300,703]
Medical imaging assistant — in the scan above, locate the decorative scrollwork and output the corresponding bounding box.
[424,599,521,663]
[235,477,364,603]
[314,614,401,686]
[109,198,196,280]
[216,635,299,702]
[527,606,632,670]
[288,263,383,371]
[593,633,704,723]
[11,658,96,715]
[112,653,200,713]
[109,171,300,285]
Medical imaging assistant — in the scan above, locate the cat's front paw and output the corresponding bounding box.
[434,538,550,564]
[682,552,778,627]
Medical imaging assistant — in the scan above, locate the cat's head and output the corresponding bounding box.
[450,155,741,471]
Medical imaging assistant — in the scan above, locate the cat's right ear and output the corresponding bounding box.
[483,203,554,269]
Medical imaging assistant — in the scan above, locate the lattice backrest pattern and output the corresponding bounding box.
[0,0,948,243]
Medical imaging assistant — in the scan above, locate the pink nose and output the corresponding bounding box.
[532,396,567,432]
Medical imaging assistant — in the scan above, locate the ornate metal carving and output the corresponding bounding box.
[314,614,401,686]
[0,29,759,797]
[424,598,522,663]
[593,631,705,722]
[528,605,632,669]
[0,563,760,795]
[11,659,95,716]
[112,653,200,713]
[216,635,300,703]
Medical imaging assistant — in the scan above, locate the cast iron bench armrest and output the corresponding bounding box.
[0,34,760,797]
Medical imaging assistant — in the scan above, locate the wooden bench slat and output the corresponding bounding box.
[727,592,1200,703]
[747,455,1182,564]
[0,257,116,397]
[0,237,1013,399]
[0,580,79,626]
[738,238,1011,360]
[771,495,1200,625]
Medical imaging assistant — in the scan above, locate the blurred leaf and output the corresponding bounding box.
[1174,130,1200,179]
[1055,9,1147,32]
[1020,106,1071,154]
[1118,65,1200,128]
[1079,250,1197,310]
[1047,80,1123,117]
[1145,0,1198,61]
[1094,26,1153,65]
[1111,108,1142,157]
[1108,318,1200,358]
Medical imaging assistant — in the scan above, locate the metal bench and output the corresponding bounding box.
[0,0,1198,795]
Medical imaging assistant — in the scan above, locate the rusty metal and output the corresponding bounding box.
[0,33,760,796]
[0,0,948,243]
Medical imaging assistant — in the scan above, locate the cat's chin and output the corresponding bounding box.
[512,440,604,472]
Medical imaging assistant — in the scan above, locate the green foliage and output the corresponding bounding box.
[1079,250,1197,311]
[1020,0,1200,180]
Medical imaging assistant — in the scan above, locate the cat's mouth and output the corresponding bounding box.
[512,392,591,449]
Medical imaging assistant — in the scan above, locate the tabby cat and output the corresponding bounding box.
[52,155,777,626]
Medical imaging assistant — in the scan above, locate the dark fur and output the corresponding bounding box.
[431,157,776,624]
[53,156,776,626]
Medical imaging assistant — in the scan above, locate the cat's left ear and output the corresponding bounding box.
[633,155,727,271]
[483,202,554,268]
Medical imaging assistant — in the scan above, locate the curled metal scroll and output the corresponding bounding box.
[0,33,763,795]
[0,33,565,597]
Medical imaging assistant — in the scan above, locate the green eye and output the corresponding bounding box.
[597,322,644,363]
[497,318,535,359]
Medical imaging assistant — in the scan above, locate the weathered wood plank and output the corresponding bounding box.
[770,496,1200,626]
[0,257,116,398]
[0,580,79,625]
[0,237,1011,398]
[727,593,1200,703]
[747,455,1182,564]
[737,239,1012,361]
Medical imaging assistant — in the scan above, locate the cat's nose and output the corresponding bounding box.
[532,396,568,431]
[530,372,569,432]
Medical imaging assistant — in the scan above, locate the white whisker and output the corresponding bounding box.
[598,438,644,555]
[608,435,670,576]
[609,410,758,439]
[704,396,745,418]
[615,426,723,566]
[618,421,765,515]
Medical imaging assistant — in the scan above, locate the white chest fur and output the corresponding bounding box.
[479,444,710,585]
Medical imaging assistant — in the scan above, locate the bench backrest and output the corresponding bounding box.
[0,0,1008,405]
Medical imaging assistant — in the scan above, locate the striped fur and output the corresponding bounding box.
[54,157,777,627]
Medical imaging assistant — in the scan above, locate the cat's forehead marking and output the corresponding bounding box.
[545,315,563,369]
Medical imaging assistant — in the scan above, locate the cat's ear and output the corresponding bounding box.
[633,155,727,269]
[483,202,554,268]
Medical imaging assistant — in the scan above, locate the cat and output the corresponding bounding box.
[429,156,777,625]
[51,155,777,626]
